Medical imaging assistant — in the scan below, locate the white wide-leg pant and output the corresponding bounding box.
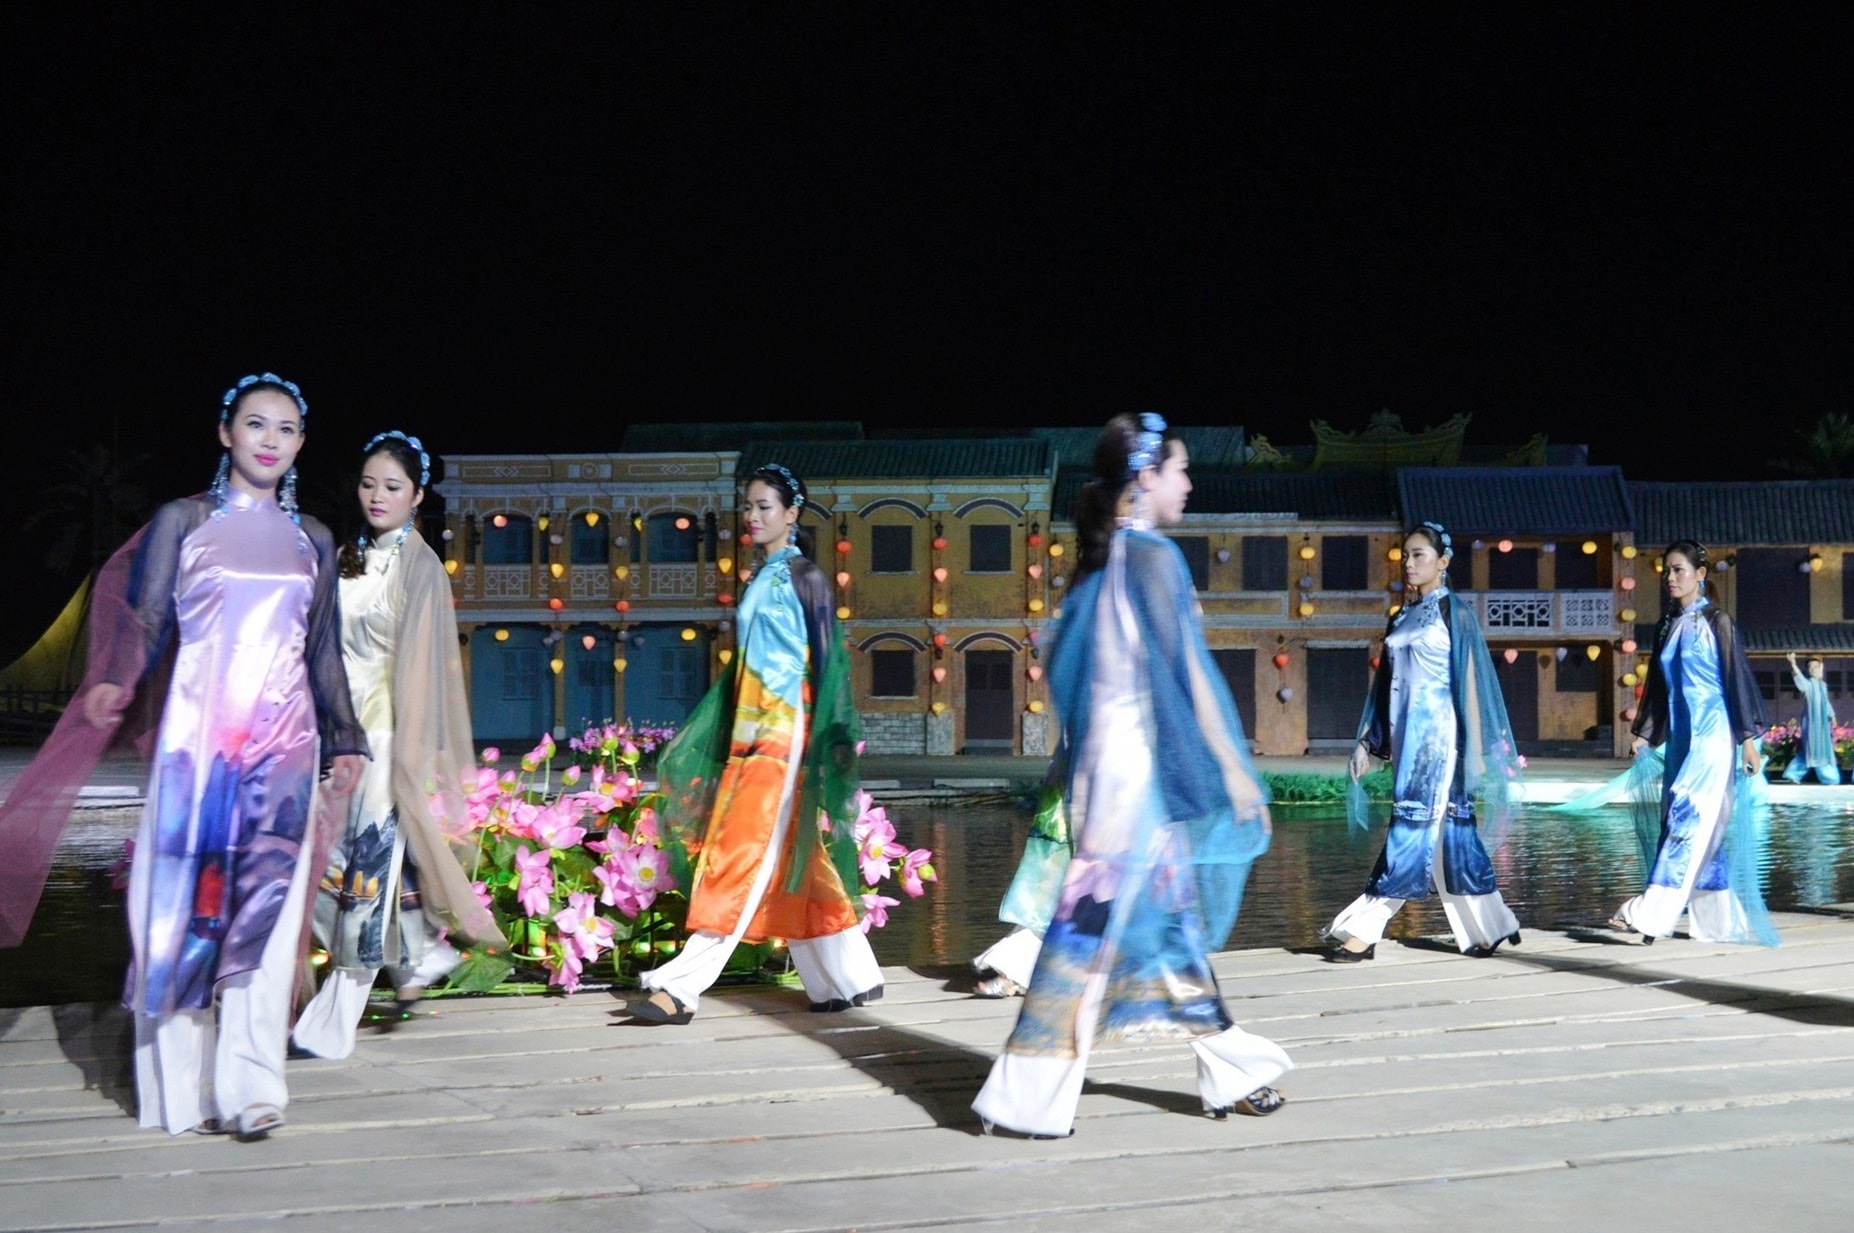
[1326,815,1519,952]
[291,934,461,1060]
[973,925,1043,988]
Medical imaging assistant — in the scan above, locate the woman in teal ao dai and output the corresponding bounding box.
[1611,540,1776,945]
[973,414,1288,1138]
[1325,521,1523,962]
[1782,651,1840,785]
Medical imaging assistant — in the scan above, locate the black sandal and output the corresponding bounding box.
[628,990,694,1025]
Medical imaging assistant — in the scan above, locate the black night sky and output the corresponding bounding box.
[1,4,1849,653]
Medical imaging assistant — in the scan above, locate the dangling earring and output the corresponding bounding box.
[787,522,800,547]
[279,466,301,523]
[208,453,230,507]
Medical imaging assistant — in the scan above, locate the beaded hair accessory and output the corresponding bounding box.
[756,462,806,510]
[1418,520,1453,557]
[1127,412,1167,477]
[365,429,431,487]
[220,372,308,422]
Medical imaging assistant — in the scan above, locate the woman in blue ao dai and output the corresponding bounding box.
[1611,541,1775,945]
[1326,522,1523,962]
[973,414,1288,1138]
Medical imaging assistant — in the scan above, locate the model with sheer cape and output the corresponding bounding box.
[1565,540,1778,946]
[1324,521,1524,962]
[624,462,880,1025]
[292,432,503,1059]
[973,414,1289,1138]
[1783,651,1841,785]
[968,773,1068,999]
[0,374,368,1139]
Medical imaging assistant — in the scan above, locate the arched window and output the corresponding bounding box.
[481,513,534,565]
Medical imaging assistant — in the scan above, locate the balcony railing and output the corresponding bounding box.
[1463,589,1616,635]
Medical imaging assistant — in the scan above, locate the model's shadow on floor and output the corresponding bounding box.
[0,1001,136,1118]
[1502,941,1854,1028]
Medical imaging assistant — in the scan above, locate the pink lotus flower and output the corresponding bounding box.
[592,858,639,916]
[561,764,582,787]
[545,940,584,992]
[529,800,588,851]
[852,792,904,884]
[618,843,672,911]
[631,806,661,846]
[514,846,554,917]
[471,880,494,912]
[555,890,614,961]
[859,892,900,933]
[481,746,501,765]
[899,848,937,898]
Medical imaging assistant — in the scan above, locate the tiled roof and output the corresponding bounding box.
[622,422,863,452]
[1051,467,1399,521]
[1030,425,1248,468]
[1738,625,1854,654]
[1397,467,1634,535]
[738,439,1054,480]
[1628,480,1854,547]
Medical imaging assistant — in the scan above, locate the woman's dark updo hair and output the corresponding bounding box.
[747,463,815,556]
[1651,538,1710,645]
[1073,413,1180,575]
[337,435,429,578]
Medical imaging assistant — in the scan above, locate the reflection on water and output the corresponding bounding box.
[5,799,1852,1007]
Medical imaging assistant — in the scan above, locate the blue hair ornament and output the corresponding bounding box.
[756,462,805,511]
[1419,520,1453,557]
[365,429,431,488]
[1127,412,1167,477]
[220,372,307,423]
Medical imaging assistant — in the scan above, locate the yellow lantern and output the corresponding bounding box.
[932,601,949,616]
[681,627,697,642]
[836,606,851,620]
[613,657,627,672]
[931,701,947,714]
[1622,671,1639,687]
[718,648,734,665]
[494,628,510,642]
[1582,540,1598,555]
[1047,542,1064,558]
[1586,645,1601,662]
[1028,700,1045,714]
[549,657,564,674]
[614,564,630,580]
[584,511,600,527]
[537,515,550,532]
[549,562,565,578]
[1620,608,1637,622]
[1028,598,1045,613]
[717,556,733,574]
[1298,544,1316,560]
[1387,546,1402,561]
[444,559,459,576]
[1298,601,1315,617]
[1621,544,1638,559]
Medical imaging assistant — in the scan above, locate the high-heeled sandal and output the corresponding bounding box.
[1606,916,1655,945]
[979,1117,1073,1139]
[1325,941,1375,963]
[235,1103,284,1141]
[628,990,694,1025]
[973,973,1025,998]
[1206,1086,1286,1119]
[1465,930,1522,958]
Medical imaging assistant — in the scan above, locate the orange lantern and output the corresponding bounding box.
[1272,651,1290,669]
[547,597,564,611]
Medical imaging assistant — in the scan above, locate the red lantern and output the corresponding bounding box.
[615,600,630,613]
[836,539,853,555]
[547,597,564,611]
[1370,656,1381,671]
[1272,652,1290,670]
[717,592,735,605]
[739,532,752,545]
[1634,684,1645,699]
[932,633,948,649]
[1028,532,1044,547]
[932,536,948,551]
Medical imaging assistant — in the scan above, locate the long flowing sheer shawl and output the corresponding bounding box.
[1346,593,1522,850]
[0,496,367,949]
[300,535,499,972]
[1050,529,1269,953]
[654,553,862,918]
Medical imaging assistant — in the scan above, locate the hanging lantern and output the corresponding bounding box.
[1370,656,1380,671]
[1027,564,1043,579]
[718,648,733,665]
[1582,540,1598,555]
[614,535,628,548]
[537,515,551,532]
[931,701,947,714]
[1621,638,1638,654]
[1622,706,1637,722]
[933,566,948,582]
[549,562,564,578]
[673,516,690,531]
[584,511,601,527]
[717,592,735,605]
[1028,699,1045,713]
[1555,646,1569,661]
[717,556,733,574]
[836,605,852,620]
[1541,542,1558,555]
[836,538,853,555]
[739,531,752,545]
[1028,598,1045,613]
[441,528,454,541]
[1586,645,1601,661]
[548,597,564,611]
[1272,651,1290,669]
[1298,602,1315,617]
[1498,539,1514,553]
[1276,686,1294,702]
[1634,684,1645,699]
[1621,544,1638,559]
[1028,531,1044,548]
[932,633,948,649]
[932,666,947,683]
[614,564,630,580]
[613,657,627,672]
[1503,648,1519,664]
[1387,546,1402,561]
[1052,576,1065,588]
[492,514,508,528]
[1622,671,1639,687]
[614,600,630,613]
[1620,608,1637,622]
[1810,554,1825,571]
[580,634,597,651]
[1047,542,1064,558]
[1027,665,1043,681]
[932,601,949,616]
[549,657,564,674]
[494,628,510,642]
[1620,576,1636,591]
[1216,547,1231,563]
[443,559,459,576]
[1298,543,1316,560]
[932,535,948,551]
[836,570,851,587]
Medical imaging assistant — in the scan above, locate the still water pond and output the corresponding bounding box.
[5,799,1851,1008]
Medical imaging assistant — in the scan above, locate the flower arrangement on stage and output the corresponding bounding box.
[444,724,935,995]
[1758,718,1854,778]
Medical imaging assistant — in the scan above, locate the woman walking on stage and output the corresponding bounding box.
[1608,540,1777,945]
[973,413,1287,1138]
[1324,521,1524,962]
[292,431,502,1058]
[1,374,367,1138]
[629,462,880,1023]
